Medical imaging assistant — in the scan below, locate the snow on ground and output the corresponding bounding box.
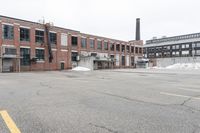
[151,63,200,70]
[72,66,91,71]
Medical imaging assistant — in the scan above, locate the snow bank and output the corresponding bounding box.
[150,63,200,70]
[72,66,91,71]
[165,63,200,70]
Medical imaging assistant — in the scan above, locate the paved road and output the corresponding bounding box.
[0,69,200,133]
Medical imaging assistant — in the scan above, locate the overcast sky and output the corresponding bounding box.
[1,0,200,42]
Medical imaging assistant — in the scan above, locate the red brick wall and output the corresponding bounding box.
[0,16,143,71]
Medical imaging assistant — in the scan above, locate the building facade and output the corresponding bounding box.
[144,33,200,67]
[0,15,143,72]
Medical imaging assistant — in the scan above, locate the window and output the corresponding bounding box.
[182,51,189,56]
[122,56,125,66]
[139,48,142,54]
[3,25,14,39]
[61,33,68,46]
[195,50,200,55]
[196,43,200,47]
[131,46,134,53]
[126,45,130,53]
[135,47,138,54]
[110,43,114,51]
[4,48,16,55]
[35,30,44,43]
[36,49,45,61]
[71,52,78,61]
[20,28,30,41]
[81,38,87,48]
[20,48,30,66]
[116,44,120,51]
[97,40,102,50]
[172,51,180,57]
[122,45,125,52]
[90,39,95,49]
[104,42,108,50]
[50,32,57,44]
[176,45,179,49]
[71,36,78,46]
[186,44,190,48]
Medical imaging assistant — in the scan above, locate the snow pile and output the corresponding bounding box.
[72,66,91,71]
[166,63,200,70]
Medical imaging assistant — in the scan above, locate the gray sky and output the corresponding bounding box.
[1,0,200,42]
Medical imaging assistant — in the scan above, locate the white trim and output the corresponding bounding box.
[71,50,78,52]
[2,23,13,26]
[20,46,30,48]
[35,28,45,31]
[14,23,20,25]
[2,44,15,48]
[36,47,45,50]
[90,38,95,40]
[60,61,65,63]
[52,48,57,51]
[36,60,45,63]
[61,49,68,52]
[134,45,143,48]
[20,26,31,29]
[81,36,87,38]
[61,33,68,36]
[97,39,102,41]
[0,20,2,23]
[104,40,108,42]
[72,35,78,37]
[49,31,57,33]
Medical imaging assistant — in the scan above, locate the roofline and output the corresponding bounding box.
[0,15,80,33]
[0,15,140,43]
[146,32,200,42]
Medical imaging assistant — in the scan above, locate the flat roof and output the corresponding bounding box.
[146,32,200,45]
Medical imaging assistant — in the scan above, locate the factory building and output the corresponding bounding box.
[144,33,200,67]
[0,15,143,72]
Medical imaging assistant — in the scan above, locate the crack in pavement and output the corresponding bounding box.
[90,90,200,113]
[89,123,119,133]
[91,90,167,107]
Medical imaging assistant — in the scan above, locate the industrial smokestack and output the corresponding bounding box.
[136,18,140,40]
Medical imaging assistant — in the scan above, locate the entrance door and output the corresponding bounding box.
[60,62,65,70]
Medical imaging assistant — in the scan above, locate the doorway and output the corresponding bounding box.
[60,62,65,70]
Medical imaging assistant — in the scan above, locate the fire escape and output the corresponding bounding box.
[45,23,53,63]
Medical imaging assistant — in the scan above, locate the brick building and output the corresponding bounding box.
[0,15,143,72]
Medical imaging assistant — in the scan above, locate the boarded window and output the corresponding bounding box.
[61,33,68,46]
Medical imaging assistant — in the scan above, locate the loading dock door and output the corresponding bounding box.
[2,59,13,72]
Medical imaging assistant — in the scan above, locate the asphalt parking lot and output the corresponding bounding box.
[0,69,200,133]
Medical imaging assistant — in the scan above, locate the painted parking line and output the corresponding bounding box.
[0,110,21,133]
[175,87,200,92]
[160,92,200,100]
